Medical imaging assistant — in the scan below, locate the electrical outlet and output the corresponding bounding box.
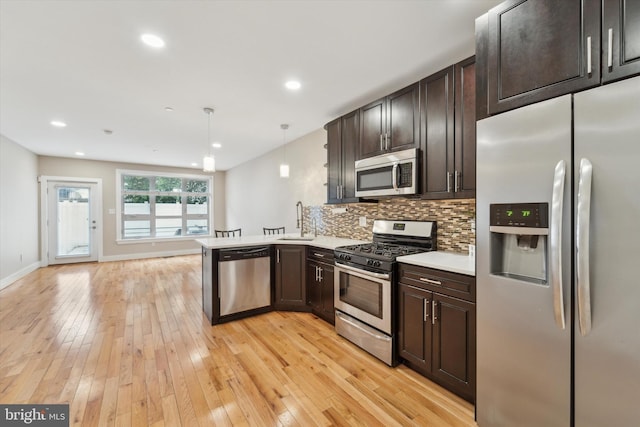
[359,216,367,227]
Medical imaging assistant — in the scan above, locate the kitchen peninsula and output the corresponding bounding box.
[196,234,366,325]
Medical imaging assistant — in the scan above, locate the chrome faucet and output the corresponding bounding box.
[296,201,304,237]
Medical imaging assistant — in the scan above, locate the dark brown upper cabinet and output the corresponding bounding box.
[326,110,359,204]
[421,56,476,200]
[482,0,601,115]
[358,83,420,159]
[602,0,640,83]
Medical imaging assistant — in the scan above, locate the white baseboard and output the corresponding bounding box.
[0,261,41,291]
[100,248,201,263]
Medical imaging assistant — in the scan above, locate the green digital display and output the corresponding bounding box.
[393,223,406,231]
[490,203,549,228]
[506,209,530,218]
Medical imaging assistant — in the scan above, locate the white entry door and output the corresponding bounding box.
[47,181,100,264]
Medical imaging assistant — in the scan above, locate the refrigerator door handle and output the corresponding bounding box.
[550,160,566,330]
[577,158,593,336]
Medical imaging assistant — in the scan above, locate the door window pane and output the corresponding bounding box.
[57,187,90,256]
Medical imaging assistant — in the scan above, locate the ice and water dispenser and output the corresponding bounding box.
[489,203,549,285]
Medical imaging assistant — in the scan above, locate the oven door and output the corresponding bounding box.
[334,262,391,334]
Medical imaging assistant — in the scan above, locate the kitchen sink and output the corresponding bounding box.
[277,237,315,241]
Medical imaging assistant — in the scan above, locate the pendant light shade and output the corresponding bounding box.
[280,123,289,178]
[203,107,216,172]
[203,155,215,172]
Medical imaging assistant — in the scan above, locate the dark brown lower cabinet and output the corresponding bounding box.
[398,264,476,403]
[307,248,335,324]
[274,245,309,311]
[431,293,475,402]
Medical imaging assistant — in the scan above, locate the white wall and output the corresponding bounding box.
[225,128,326,236]
[0,135,40,289]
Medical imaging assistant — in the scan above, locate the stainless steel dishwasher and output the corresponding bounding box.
[218,246,271,316]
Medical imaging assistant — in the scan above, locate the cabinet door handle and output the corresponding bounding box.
[607,28,613,68]
[447,172,453,192]
[587,36,592,75]
[319,267,323,281]
[455,170,461,192]
[419,277,442,286]
[385,133,390,150]
[432,300,437,325]
[277,249,280,263]
[380,134,384,151]
[424,299,430,322]
[313,252,325,258]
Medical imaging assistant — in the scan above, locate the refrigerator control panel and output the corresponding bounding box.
[490,203,548,228]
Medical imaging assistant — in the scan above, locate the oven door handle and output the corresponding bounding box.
[335,262,391,280]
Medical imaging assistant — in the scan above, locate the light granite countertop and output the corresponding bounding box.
[196,234,367,250]
[397,251,476,277]
[197,234,474,276]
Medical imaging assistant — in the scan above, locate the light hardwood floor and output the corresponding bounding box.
[0,255,477,426]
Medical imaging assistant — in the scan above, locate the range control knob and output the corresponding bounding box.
[374,261,381,267]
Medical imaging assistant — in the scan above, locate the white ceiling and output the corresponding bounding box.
[0,0,501,171]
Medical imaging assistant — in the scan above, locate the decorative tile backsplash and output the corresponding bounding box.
[304,197,476,253]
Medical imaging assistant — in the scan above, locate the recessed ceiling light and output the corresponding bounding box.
[164,107,174,112]
[285,80,301,90]
[191,162,198,167]
[141,33,165,48]
[50,120,67,128]
[212,142,222,149]
[75,152,85,156]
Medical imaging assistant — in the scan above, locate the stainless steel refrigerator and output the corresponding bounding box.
[476,75,640,427]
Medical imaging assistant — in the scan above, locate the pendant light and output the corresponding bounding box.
[280,123,290,178]
[202,107,215,172]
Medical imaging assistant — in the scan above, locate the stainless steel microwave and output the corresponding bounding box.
[355,148,418,197]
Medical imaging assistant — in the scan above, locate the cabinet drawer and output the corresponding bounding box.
[398,263,475,302]
[307,247,334,263]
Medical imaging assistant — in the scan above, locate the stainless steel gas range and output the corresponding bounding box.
[334,219,436,366]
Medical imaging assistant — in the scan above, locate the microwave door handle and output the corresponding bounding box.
[392,163,398,190]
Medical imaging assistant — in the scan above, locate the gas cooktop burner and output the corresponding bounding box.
[341,242,426,259]
[334,220,437,272]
